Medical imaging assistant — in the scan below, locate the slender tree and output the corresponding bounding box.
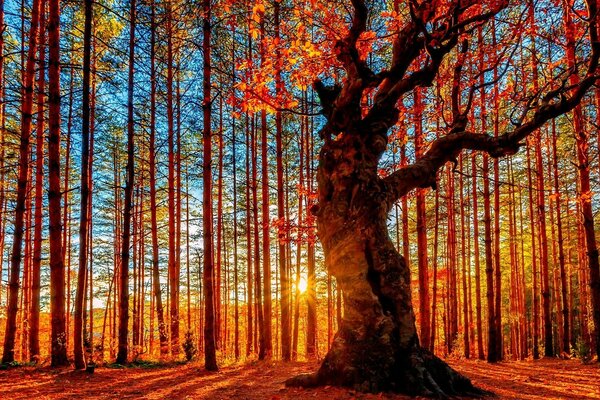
[1,0,41,365]
[563,0,600,360]
[29,0,46,363]
[48,0,68,367]
[74,0,94,369]
[148,0,168,357]
[414,88,430,350]
[202,0,217,371]
[274,0,291,362]
[166,0,179,357]
[259,7,272,359]
[116,0,136,364]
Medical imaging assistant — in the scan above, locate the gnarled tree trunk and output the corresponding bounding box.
[288,126,479,396]
[285,0,599,396]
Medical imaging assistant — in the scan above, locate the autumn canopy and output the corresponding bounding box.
[0,0,599,398]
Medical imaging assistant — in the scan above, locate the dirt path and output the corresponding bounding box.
[0,358,598,399]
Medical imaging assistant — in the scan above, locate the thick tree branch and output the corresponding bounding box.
[318,0,377,135]
[382,0,600,206]
[366,1,508,133]
[383,72,599,205]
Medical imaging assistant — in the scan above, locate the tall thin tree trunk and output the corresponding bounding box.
[0,0,5,320]
[231,67,240,360]
[528,3,553,357]
[482,106,497,361]
[429,178,440,353]
[148,0,167,357]
[293,110,305,360]
[245,111,254,356]
[534,126,553,358]
[259,12,273,358]
[202,0,217,371]
[491,23,503,360]
[550,118,569,355]
[48,0,68,366]
[472,152,484,360]
[273,0,290,362]
[62,62,73,346]
[460,155,470,358]
[414,89,430,350]
[116,0,136,364]
[564,1,600,360]
[74,0,93,369]
[29,0,45,362]
[251,113,265,358]
[216,100,224,353]
[2,0,41,365]
[88,62,96,357]
[305,91,317,359]
[166,1,179,357]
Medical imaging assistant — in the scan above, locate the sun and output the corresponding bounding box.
[297,276,308,294]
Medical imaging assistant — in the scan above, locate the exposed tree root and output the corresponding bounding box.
[286,344,491,398]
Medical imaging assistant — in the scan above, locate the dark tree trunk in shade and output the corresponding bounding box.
[202,0,218,371]
[148,0,168,357]
[305,96,318,358]
[74,0,93,370]
[413,89,430,351]
[116,0,136,364]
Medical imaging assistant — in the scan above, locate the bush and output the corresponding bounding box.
[183,331,197,361]
[574,337,591,362]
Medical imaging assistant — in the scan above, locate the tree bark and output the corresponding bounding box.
[550,120,569,355]
[62,63,74,350]
[166,0,179,357]
[0,0,5,333]
[274,0,291,362]
[2,0,41,365]
[563,0,600,361]
[29,0,45,363]
[287,128,480,395]
[286,0,598,393]
[48,0,68,367]
[491,23,503,360]
[305,95,317,359]
[116,0,136,364]
[74,0,93,369]
[148,0,168,357]
[259,12,273,358]
[472,153,484,360]
[413,88,430,350]
[245,111,254,356]
[202,0,217,371]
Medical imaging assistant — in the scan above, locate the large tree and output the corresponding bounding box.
[286,0,599,396]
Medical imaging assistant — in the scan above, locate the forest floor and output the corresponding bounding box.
[0,357,598,399]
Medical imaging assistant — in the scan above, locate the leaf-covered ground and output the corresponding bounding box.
[0,358,598,399]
